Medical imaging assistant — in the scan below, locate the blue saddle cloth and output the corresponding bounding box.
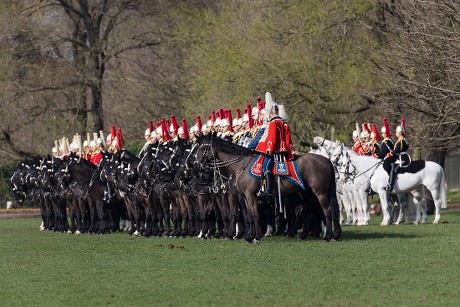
[248,154,305,190]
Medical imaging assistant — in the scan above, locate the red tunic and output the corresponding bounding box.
[352,141,362,155]
[255,117,295,160]
[90,152,102,165]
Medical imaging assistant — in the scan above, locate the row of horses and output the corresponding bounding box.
[10,133,342,243]
[311,137,447,226]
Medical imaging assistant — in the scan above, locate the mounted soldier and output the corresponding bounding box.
[369,123,381,158]
[383,118,410,192]
[253,92,295,199]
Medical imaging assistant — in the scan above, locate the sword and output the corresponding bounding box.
[277,174,283,216]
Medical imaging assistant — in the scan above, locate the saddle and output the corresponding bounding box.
[397,160,425,174]
[249,155,305,190]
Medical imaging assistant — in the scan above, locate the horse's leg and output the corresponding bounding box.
[160,193,171,237]
[414,186,428,224]
[377,190,392,226]
[226,193,237,239]
[209,201,223,238]
[95,200,105,234]
[395,193,407,225]
[427,185,442,224]
[244,194,260,243]
[317,193,332,241]
[37,198,46,231]
[329,188,342,240]
[195,194,206,239]
[61,199,69,233]
[346,185,358,225]
[343,192,353,226]
[355,189,369,226]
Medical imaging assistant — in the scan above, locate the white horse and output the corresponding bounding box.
[341,150,446,225]
[314,136,431,225]
[310,138,355,225]
[310,136,365,225]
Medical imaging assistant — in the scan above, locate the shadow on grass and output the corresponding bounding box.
[339,231,418,241]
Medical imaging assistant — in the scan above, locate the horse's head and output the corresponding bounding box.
[11,160,33,203]
[54,160,71,191]
[138,148,157,182]
[339,151,356,183]
[330,144,345,166]
[100,152,121,184]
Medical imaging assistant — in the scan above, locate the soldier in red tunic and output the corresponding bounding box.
[255,92,295,198]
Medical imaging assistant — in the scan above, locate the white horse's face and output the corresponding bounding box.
[330,145,345,166]
[339,152,355,183]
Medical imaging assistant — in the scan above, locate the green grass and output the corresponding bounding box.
[447,189,460,205]
[1,213,460,307]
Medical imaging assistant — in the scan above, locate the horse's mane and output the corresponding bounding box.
[210,134,254,157]
[120,150,139,162]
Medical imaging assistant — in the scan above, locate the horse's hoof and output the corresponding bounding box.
[432,220,440,224]
[75,230,81,235]
[380,222,390,226]
[252,239,260,244]
[67,230,72,234]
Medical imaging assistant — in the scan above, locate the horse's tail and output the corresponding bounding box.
[440,167,447,209]
[327,166,341,240]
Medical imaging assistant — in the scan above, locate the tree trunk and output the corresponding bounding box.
[424,149,447,168]
[90,81,104,132]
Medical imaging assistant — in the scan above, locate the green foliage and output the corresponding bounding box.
[124,140,143,156]
[180,0,380,145]
[1,213,460,306]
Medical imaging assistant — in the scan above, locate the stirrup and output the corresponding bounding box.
[257,189,270,197]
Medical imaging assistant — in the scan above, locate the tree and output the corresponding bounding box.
[0,0,180,161]
[368,0,460,165]
[179,0,381,146]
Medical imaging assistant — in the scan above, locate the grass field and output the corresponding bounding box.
[1,212,460,307]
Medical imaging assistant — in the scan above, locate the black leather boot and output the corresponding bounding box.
[384,164,398,192]
[258,172,274,199]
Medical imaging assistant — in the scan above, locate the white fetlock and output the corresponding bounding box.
[75,230,81,235]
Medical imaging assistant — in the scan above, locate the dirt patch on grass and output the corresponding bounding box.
[0,208,41,219]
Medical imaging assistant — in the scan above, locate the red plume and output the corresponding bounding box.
[256,96,262,103]
[236,108,241,119]
[110,125,116,139]
[228,109,233,132]
[160,118,166,141]
[149,120,154,134]
[401,118,406,135]
[116,128,124,150]
[219,108,224,121]
[211,110,216,124]
[383,118,391,138]
[165,119,170,132]
[196,116,202,133]
[182,119,189,140]
[161,118,170,141]
[371,124,381,142]
[171,115,179,135]
[257,101,263,125]
[247,104,253,129]
[363,123,371,135]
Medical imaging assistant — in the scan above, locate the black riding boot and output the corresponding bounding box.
[384,164,399,192]
[258,172,275,199]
